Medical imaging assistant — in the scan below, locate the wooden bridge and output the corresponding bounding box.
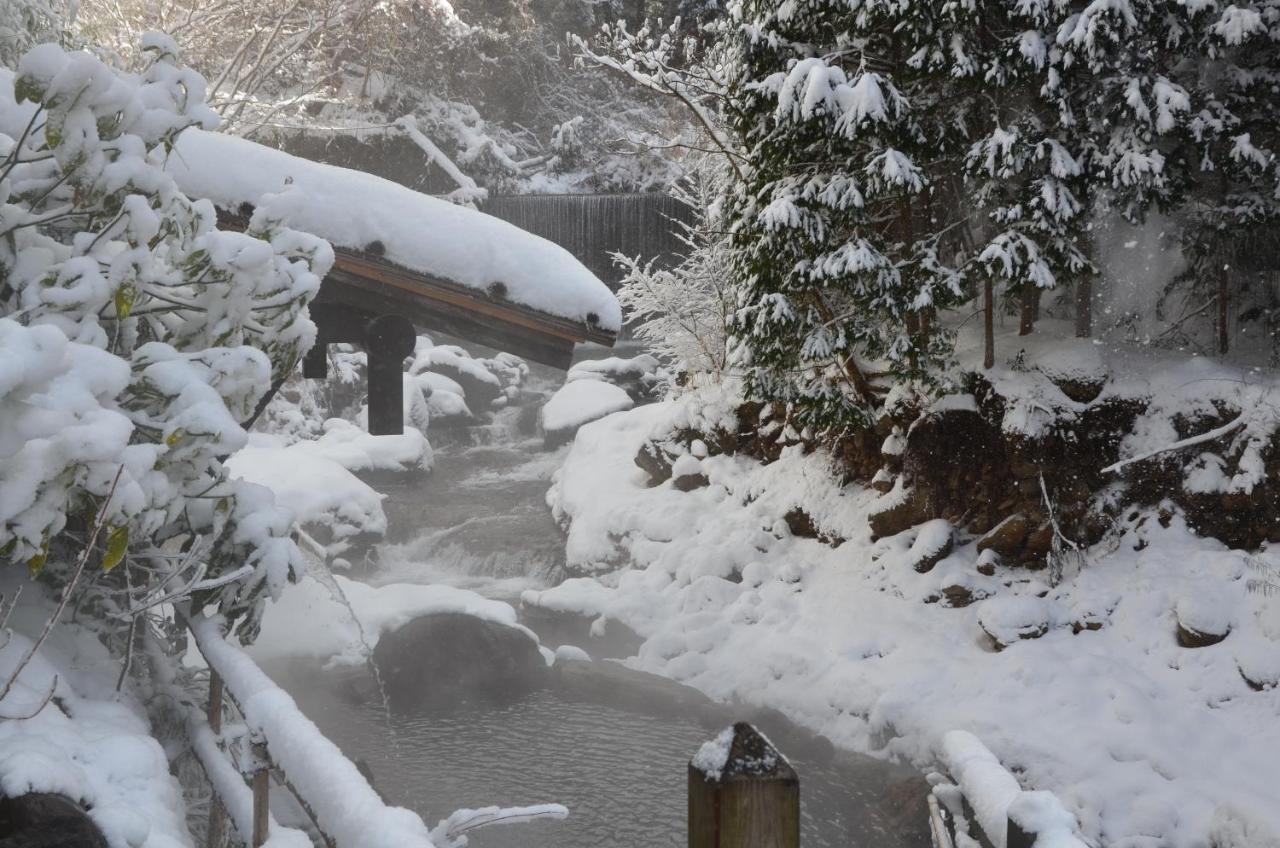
[171,130,623,437]
[222,209,618,435]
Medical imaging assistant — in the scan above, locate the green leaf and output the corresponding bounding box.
[27,539,49,576]
[114,283,136,319]
[13,75,43,104]
[165,428,185,448]
[102,526,129,573]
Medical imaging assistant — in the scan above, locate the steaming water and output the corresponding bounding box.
[273,357,931,847]
[265,662,928,848]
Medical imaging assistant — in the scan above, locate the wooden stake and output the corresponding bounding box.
[688,722,799,848]
[251,742,270,848]
[206,672,227,848]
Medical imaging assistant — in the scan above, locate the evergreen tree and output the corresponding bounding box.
[1169,2,1280,357]
[723,0,966,429]
[963,0,1091,359]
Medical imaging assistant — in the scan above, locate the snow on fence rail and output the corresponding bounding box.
[183,608,439,848]
[933,731,1089,848]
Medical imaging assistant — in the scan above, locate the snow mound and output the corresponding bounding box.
[1031,338,1108,387]
[0,589,191,848]
[1175,588,1237,638]
[542,380,634,439]
[691,725,735,781]
[168,129,621,331]
[977,596,1062,647]
[567,354,660,382]
[228,445,387,544]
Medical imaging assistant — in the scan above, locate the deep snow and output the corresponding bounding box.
[523,380,1280,848]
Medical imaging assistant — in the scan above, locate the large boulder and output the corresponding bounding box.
[0,794,107,847]
[372,613,547,708]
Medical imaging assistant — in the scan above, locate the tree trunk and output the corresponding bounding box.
[1074,275,1093,338]
[1218,266,1230,355]
[1018,287,1040,336]
[984,278,995,369]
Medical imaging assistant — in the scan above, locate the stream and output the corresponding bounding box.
[271,354,933,847]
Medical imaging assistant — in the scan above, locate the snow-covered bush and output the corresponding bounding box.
[0,39,329,635]
[615,158,733,377]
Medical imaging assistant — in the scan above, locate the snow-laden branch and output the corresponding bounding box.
[1101,415,1246,475]
[571,28,745,181]
[185,610,439,848]
[430,804,569,847]
[395,115,488,205]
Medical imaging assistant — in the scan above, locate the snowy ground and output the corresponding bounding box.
[523,384,1280,848]
[0,574,192,848]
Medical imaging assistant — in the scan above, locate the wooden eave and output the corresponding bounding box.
[216,209,616,369]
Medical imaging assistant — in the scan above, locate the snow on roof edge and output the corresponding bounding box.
[167,129,621,333]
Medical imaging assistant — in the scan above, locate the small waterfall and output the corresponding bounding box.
[480,193,693,286]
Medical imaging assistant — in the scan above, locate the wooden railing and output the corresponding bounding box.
[182,609,437,848]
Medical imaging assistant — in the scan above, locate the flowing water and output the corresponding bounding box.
[272,354,932,847]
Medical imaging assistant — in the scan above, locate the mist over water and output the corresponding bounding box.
[273,356,931,847]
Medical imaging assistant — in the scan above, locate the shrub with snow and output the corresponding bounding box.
[0,40,328,634]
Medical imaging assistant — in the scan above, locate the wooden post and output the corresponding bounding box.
[688,722,799,848]
[363,313,416,436]
[206,672,226,848]
[251,742,270,848]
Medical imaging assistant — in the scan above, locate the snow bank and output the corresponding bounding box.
[526,386,1280,848]
[168,130,621,331]
[0,578,191,848]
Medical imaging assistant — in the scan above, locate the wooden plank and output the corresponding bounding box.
[688,723,800,848]
[318,271,576,370]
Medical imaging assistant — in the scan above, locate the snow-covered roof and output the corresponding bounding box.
[167,129,621,333]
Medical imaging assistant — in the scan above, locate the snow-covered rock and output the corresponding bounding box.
[541,379,634,447]
[567,354,665,401]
